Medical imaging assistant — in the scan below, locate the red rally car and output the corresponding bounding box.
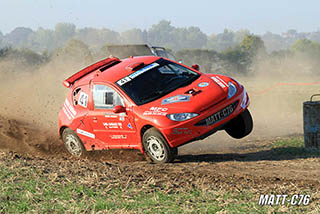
[59,56,253,163]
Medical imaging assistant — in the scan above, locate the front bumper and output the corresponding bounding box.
[159,87,250,148]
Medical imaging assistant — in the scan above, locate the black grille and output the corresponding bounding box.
[195,101,238,126]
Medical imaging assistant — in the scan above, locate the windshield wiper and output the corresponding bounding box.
[139,91,165,103]
[168,75,199,91]
[150,75,199,100]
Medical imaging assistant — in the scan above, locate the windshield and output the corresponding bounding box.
[116,58,200,105]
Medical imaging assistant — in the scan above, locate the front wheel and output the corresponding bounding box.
[225,108,253,139]
[143,128,176,163]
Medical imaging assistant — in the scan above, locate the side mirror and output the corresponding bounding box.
[113,105,126,113]
[192,64,200,71]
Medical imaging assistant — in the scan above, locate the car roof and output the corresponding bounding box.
[74,56,161,87]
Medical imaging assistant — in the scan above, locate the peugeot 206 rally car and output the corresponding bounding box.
[59,56,253,163]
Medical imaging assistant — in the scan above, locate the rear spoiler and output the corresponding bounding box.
[63,57,120,88]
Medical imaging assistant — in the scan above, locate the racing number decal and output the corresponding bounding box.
[117,77,131,86]
[78,92,88,108]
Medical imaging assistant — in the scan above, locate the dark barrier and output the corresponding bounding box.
[303,94,320,148]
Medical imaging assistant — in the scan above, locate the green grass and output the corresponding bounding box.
[0,160,313,214]
[0,137,318,213]
[269,137,320,158]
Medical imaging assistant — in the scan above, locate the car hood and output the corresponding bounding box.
[141,73,229,114]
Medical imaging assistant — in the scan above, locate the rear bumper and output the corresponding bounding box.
[159,87,250,148]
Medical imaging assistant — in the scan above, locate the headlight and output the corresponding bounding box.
[228,82,237,99]
[167,113,199,121]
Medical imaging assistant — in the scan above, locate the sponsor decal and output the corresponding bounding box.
[103,122,123,129]
[117,63,159,86]
[110,135,127,139]
[63,99,77,120]
[76,128,95,139]
[78,92,88,108]
[128,123,133,129]
[198,82,209,87]
[216,76,228,88]
[240,89,247,109]
[105,114,117,118]
[211,76,226,88]
[185,88,201,96]
[143,107,168,116]
[62,107,72,120]
[161,95,190,105]
[117,76,131,86]
[65,99,77,115]
[119,112,126,121]
[172,128,192,135]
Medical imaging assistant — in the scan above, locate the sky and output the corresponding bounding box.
[1,0,320,35]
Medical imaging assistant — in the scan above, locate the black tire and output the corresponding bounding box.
[62,128,87,158]
[171,147,178,159]
[225,108,253,139]
[143,128,176,163]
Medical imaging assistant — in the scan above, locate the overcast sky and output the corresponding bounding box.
[1,0,319,35]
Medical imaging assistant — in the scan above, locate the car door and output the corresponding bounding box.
[88,84,137,148]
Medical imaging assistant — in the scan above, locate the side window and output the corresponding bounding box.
[93,85,124,109]
[73,88,82,105]
[73,87,89,108]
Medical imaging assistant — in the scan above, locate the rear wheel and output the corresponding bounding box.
[62,128,87,158]
[225,109,253,139]
[143,128,176,163]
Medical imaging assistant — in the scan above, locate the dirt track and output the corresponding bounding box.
[0,114,320,199]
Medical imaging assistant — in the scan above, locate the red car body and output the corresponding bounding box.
[59,56,251,161]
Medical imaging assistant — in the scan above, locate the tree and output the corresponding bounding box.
[148,20,208,50]
[28,27,55,52]
[234,29,250,45]
[240,34,266,56]
[5,27,33,48]
[262,31,287,52]
[0,31,3,48]
[55,39,93,63]
[291,39,320,55]
[121,28,148,44]
[75,27,121,50]
[54,23,76,47]
[176,49,219,72]
[221,47,249,74]
[309,31,320,44]
[291,39,320,74]
[183,26,207,49]
[0,47,11,58]
[148,20,175,47]
[207,29,235,52]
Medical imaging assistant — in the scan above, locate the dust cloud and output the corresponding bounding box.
[0,55,92,155]
[0,56,89,130]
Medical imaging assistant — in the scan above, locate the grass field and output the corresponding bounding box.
[0,137,319,213]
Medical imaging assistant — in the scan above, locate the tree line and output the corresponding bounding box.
[1,20,320,75]
[2,20,320,53]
